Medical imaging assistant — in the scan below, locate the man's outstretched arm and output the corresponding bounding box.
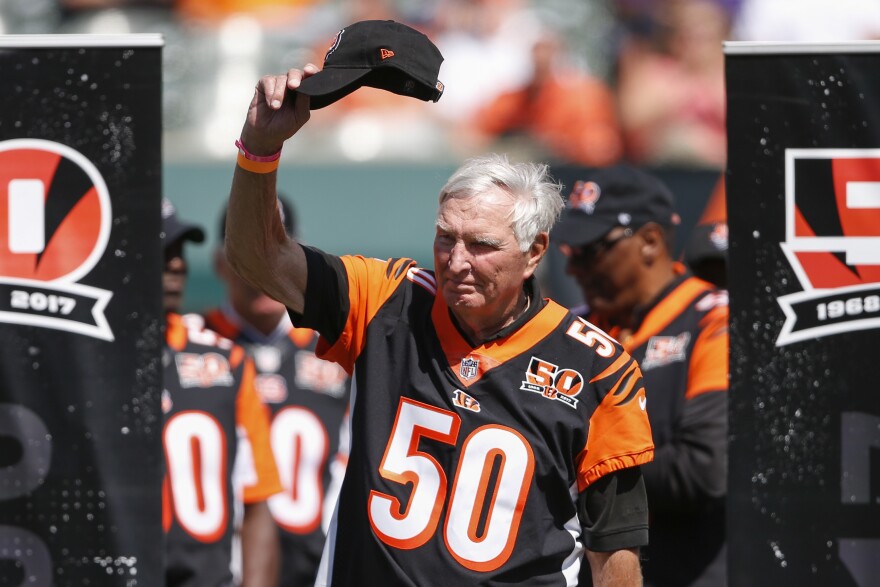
[226,66,317,314]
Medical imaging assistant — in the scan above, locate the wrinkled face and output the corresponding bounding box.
[563,225,642,322]
[163,239,187,313]
[433,186,536,328]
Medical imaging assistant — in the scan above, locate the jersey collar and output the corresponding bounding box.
[432,277,568,387]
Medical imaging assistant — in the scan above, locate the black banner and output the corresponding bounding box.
[0,35,163,586]
[726,44,880,587]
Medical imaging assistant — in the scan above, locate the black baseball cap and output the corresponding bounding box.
[298,20,445,110]
[684,221,728,265]
[162,198,205,248]
[553,165,680,247]
[218,195,297,241]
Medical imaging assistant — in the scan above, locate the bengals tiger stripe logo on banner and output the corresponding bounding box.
[0,139,113,340]
[777,149,880,345]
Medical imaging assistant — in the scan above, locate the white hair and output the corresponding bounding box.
[438,153,564,252]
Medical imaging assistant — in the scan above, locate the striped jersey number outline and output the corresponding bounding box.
[163,411,230,542]
[268,406,330,533]
[368,398,535,572]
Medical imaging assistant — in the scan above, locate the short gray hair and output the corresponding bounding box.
[438,153,564,252]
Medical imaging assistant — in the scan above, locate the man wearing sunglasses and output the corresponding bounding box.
[554,166,729,587]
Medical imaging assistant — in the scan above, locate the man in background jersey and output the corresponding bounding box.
[200,195,351,586]
[162,198,282,586]
[553,167,729,587]
[222,64,655,586]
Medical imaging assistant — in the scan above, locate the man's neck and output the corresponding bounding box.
[623,261,679,330]
[453,290,531,346]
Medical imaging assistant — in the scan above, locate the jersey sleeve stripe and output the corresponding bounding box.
[578,358,654,489]
[577,447,655,490]
[384,258,399,278]
[607,362,644,407]
[406,267,437,294]
[318,256,416,373]
[394,258,412,280]
[686,305,729,399]
[589,353,631,384]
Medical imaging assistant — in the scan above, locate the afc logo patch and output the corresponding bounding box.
[0,139,114,340]
[777,149,880,345]
[520,356,584,408]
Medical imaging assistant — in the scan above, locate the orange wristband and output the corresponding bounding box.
[236,152,279,173]
[235,138,281,174]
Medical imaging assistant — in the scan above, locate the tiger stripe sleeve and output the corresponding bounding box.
[577,352,654,490]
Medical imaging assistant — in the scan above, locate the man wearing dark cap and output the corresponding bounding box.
[198,196,352,587]
[161,199,282,587]
[224,49,656,584]
[554,166,729,587]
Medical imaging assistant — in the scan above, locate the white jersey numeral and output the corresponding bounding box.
[164,411,229,541]
[445,426,533,570]
[567,318,617,357]
[268,406,329,533]
[368,398,534,571]
[369,399,458,547]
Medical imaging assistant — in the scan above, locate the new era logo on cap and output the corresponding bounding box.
[298,20,445,110]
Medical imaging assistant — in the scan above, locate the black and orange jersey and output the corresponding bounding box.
[201,307,352,587]
[584,265,729,587]
[162,312,281,587]
[291,248,654,586]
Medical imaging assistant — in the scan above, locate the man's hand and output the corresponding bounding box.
[239,64,318,156]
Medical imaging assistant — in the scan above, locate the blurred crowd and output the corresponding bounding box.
[3,0,880,166]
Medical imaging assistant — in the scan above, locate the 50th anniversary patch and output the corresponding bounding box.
[0,138,114,340]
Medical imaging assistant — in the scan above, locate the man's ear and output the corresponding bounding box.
[526,232,550,277]
[639,223,668,262]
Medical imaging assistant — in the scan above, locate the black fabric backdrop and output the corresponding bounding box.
[726,45,880,587]
[0,37,163,586]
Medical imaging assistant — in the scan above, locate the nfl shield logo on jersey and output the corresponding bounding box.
[460,357,480,380]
